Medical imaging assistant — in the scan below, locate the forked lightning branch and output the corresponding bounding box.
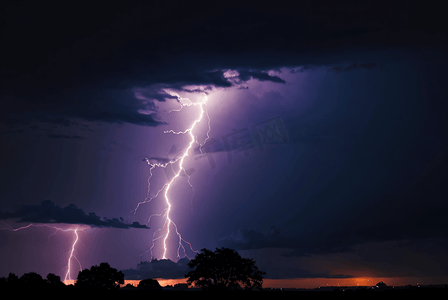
[133,93,210,261]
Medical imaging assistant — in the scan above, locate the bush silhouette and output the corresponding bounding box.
[185,247,265,291]
[137,278,162,290]
[122,283,136,290]
[75,262,124,290]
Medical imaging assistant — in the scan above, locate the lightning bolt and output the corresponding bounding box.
[0,223,83,282]
[132,93,210,261]
[64,228,79,282]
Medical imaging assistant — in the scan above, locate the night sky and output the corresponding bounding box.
[1,1,447,285]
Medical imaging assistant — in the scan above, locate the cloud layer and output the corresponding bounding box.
[1,1,445,128]
[0,200,148,229]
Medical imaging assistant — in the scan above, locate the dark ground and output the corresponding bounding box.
[10,286,446,299]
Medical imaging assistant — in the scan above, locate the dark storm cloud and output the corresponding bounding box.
[263,267,352,279]
[237,70,287,84]
[134,87,180,103]
[27,117,76,127]
[290,66,313,73]
[219,227,356,258]
[1,1,445,127]
[1,130,25,135]
[0,88,165,127]
[182,70,233,88]
[299,149,448,250]
[47,134,87,139]
[122,257,191,279]
[329,62,384,73]
[219,180,448,258]
[218,227,290,250]
[0,200,149,229]
[121,253,353,280]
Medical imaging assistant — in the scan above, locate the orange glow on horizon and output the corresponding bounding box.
[262,277,448,289]
[63,276,448,289]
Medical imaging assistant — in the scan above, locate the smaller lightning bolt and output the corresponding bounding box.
[1,223,83,281]
[64,228,79,282]
[0,223,34,231]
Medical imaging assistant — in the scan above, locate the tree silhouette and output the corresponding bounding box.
[0,273,18,290]
[5,273,19,289]
[137,278,162,290]
[19,272,46,289]
[185,247,265,291]
[75,262,124,290]
[1,272,67,290]
[46,273,65,289]
[7,273,19,282]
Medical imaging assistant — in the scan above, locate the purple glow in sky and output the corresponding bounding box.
[0,1,447,286]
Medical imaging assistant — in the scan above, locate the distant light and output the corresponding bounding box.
[223,69,240,78]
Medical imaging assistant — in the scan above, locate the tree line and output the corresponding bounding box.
[0,247,266,291]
